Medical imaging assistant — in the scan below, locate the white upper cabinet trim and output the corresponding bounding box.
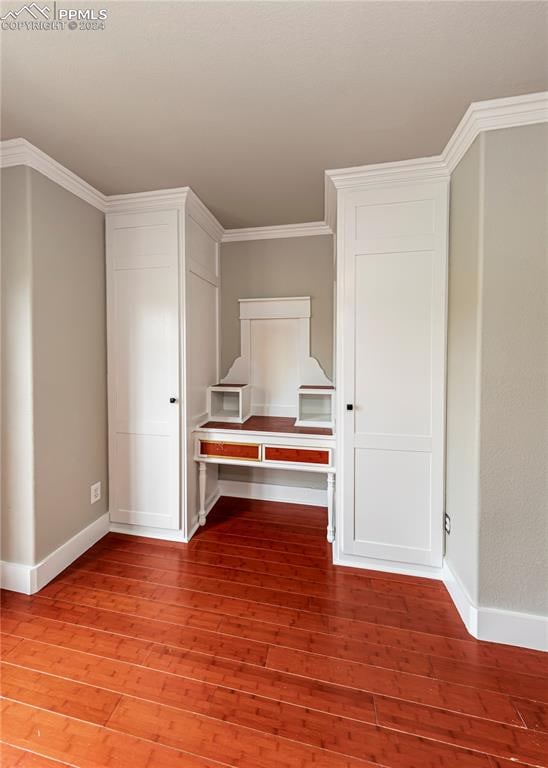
[222,221,332,242]
[105,188,189,214]
[238,296,311,320]
[326,156,449,190]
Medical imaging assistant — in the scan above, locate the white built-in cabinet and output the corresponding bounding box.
[330,169,449,574]
[106,191,222,540]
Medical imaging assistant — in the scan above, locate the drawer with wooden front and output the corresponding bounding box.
[198,440,261,461]
[263,445,331,466]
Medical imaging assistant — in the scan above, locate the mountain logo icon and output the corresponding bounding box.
[0,3,50,20]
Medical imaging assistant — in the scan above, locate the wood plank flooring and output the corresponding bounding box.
[1,496,547,768]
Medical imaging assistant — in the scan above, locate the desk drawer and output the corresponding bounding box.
[264,446,330,465]
[199,440,260,461]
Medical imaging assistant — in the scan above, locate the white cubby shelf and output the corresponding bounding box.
[296,385,335,429]
[207,384,251,424]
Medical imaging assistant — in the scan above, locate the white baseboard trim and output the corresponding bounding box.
[0,562,34,594]
[109,522,187,543]
[442,561,548,652]
[442,561,479,635]
[110,489,222,544]
[334,548,443,581]
[218,480,326,507]
[0,513,109,595]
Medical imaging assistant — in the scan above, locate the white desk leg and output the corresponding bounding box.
[198,461,207,526]
[327,472,335,543]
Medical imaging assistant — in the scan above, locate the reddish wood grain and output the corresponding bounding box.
[199,441,260,460]
[107,695,490,768]
[512,698,548,732]
[0,662,121,725]
[1,497,546,768]
[1,700,224,768]
[0,743,72,767]
[264,445,330,464]
[1,633,22,656]
[8,638,548,766]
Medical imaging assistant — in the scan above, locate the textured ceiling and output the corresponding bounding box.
[1,1,547,227]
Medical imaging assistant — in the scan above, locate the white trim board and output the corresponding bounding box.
[238,296,313,320]
[442,90,548,173]
[108,522,188,543]
[218,480,326,507]
[0,513,109,595]
[333,547,444,582]
[443,562,548,652]
[105,187,224,242]
[222,221,332,242]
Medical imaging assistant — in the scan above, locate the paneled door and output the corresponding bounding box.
[107,209,180,529]
[339,181,448,567]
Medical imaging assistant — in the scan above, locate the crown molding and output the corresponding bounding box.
[324,91,548,198]
[105,186,224,242]
[325,155,450,191]
[104,186,190,214]
[442,90,548,173]
[222,221,332,243]
[0,138,107,212]
[0,138,319,242]
[185,188,224,242]
[4,92,546,234]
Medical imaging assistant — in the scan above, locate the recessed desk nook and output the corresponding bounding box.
[192,296,336,542]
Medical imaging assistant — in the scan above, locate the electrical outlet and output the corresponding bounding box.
[90,481,101,504]
[444,512,451,535]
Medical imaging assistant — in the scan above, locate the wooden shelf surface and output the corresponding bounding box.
[199,415,333,436]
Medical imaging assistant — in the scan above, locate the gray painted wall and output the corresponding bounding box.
[478,124,548,614]
[1,166,35,565]
[220,234,334,491]
[446,124,548,616]
[1,168,108,565]
[220,235,334,379]
[30,170,108,562]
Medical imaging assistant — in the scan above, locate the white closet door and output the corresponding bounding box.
[107,210,180,529]
[340,182,448,567]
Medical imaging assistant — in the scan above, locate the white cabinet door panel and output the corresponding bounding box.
[115,433,178,528]
[354,448,432,561]
[340,182,448,568]
[354,249,434,438]
[107,210,180,530]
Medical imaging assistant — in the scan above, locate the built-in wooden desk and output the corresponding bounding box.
[193,416,336,542]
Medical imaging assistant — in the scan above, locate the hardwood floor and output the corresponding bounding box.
[1,497,547,768]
